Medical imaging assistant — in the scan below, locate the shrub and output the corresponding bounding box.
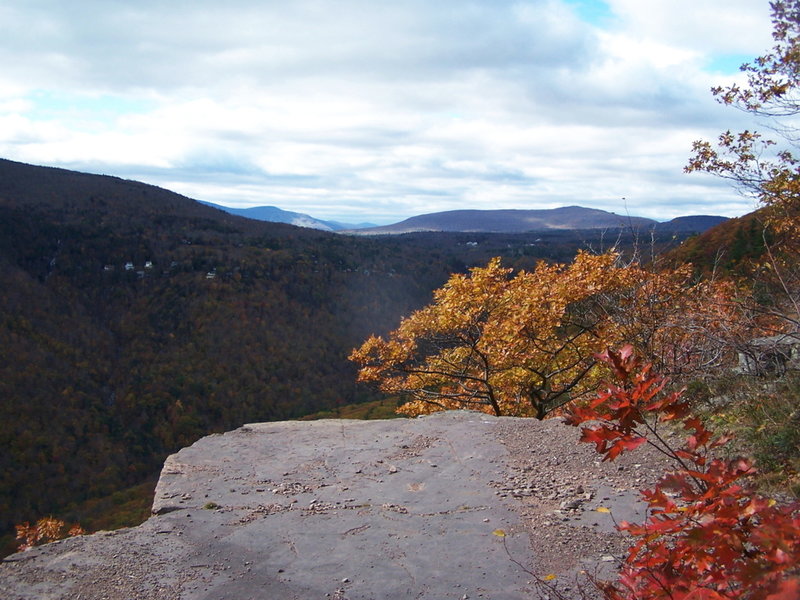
[566,346,800,599]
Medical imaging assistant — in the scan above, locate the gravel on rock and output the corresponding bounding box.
[492,416,672,595]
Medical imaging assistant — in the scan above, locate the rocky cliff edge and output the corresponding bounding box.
[0,411,670,600]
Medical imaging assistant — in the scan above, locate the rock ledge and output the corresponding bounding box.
[1,411,668,600]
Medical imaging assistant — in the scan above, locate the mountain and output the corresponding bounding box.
[348,207,728,236]
[349,206,656,234]
[200,201,375,231]
[653,215,729,233]
[200,202,725,237]
[324,218,379,230]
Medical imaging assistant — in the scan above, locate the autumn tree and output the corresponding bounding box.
[682,0,800,513]
[350,251,739,419]
[687,1,800,218]
[687,0,800,329]
[15,517,84,551]
[602,264,746,380]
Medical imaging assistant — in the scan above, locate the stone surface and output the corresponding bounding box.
[0,411,671,600]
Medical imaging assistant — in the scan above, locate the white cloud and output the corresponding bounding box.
[0,0,780,224]
[605,0,772,53]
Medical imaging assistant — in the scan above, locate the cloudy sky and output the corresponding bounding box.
[0,0,777,224]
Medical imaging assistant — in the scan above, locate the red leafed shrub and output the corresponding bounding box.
[566,345,800,600]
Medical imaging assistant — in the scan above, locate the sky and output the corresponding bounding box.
[0,0,778,225]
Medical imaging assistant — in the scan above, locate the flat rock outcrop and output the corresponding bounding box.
[0,411,670,599]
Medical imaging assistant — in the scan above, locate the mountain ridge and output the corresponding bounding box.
[346,206,727,235]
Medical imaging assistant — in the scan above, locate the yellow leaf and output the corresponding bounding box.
[596,507,611,513]
[768,498,777,507]
[544,574,557,581]
[492,529,506,537]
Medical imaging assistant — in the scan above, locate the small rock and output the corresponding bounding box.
[559,499,582,511]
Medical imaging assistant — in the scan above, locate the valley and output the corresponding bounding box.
[0,159,711,555]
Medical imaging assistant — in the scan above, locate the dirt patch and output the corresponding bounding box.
[492,416,674,595]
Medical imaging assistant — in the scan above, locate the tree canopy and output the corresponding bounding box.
[350,251,737,419]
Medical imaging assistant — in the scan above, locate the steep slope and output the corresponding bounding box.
[0,159,455,547]
[664,210,769,276]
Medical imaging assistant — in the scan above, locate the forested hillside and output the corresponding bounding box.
[2,159,683,553]
[0,160,462,547]
[0,157,726,555]
[681,221,777,287]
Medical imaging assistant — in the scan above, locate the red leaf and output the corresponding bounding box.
[766,578,800,600]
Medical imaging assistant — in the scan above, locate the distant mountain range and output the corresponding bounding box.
[345,207,728,235]
[199,201,376,232]
[204,203,728,236]
[651,215,730,233]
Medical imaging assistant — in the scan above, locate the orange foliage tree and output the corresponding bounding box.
[351,251,740,419]
[566,346,800,599]
[15,517,84,551]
